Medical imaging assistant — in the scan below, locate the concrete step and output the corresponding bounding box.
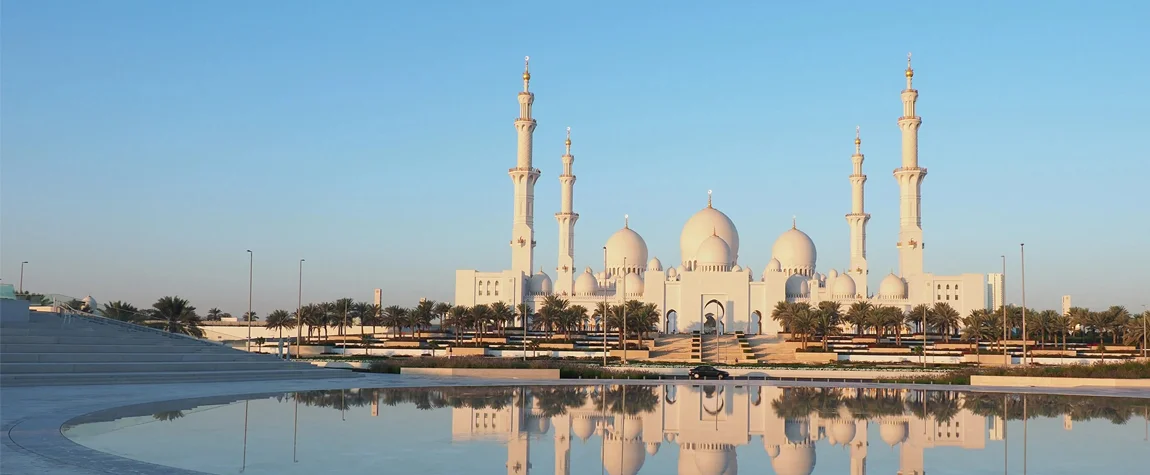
[0,343,225,354]
[0,368,361,387]
[0,360,316,374]
[0,352,265,363]
[0,335,217,346]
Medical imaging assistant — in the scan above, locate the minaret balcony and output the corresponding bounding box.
[508,167,541,174]
[893,167,927,174]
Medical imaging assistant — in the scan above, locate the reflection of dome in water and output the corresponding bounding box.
[572,417,595,441]
[528,415,550,435]
[645,442,660,456]
[764,443,781,458]
[770,444,816,475]
[702,389,725,415]
[603,439,646,475]
[880,420,909,446]
[831,420,857,446]
[694,448,730,475]
[784,419,810,444]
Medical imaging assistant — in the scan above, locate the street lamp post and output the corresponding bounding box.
[923,304,928,369]
[1141,304,1147,359]
[19,261,28,294]
[295,259,305,359]
[246,250,253,353]
[1020,243,1028,365]
[1002,255,1008,366]
[623,256,628,365]
[522,277,527,361]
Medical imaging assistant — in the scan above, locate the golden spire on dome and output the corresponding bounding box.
[522,56,531,91]
[792,215,797,229]
[707,189,713,208]
[624,214,629,228]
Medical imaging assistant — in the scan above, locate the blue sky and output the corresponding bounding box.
[3,1,1148,316]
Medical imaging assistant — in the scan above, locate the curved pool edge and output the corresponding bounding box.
[5,375,1148,475]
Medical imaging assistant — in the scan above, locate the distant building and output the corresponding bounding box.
[1061,295,1072,315]
[373,289,382,308]
[987,273,1005,311]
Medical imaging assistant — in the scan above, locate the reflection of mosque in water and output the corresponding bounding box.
[450,385,987,475]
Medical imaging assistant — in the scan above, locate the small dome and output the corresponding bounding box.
[647,257,663,271]
[606,226,649,273]
[767,258,782,272]
[880,420,909,446]
[732,264,742,272]
[828,269,839,280]
[833,274,857,298]
[785,274,810,297]
[603,439,646,475]
[878,273,908,299]
[694,448,730,475]
[771,226,817,275]
[831,421,857,446]
[529,269,552,295]
[623,272,644,296]
[770,444,816,475]
[681,204,740,267]
[575,268,599,296]
[667,267,678,279]
[573,417,595,441]
[696,234,732,268]
[81,296,98,312]
[784,419,810,444]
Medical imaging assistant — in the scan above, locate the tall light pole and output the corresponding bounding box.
[1141,304,1147,359]
[602,246,608,367]
[923,304,928,369]
[1020,243,1028,365]
[622,256,628,364]
[295,259,305,359]
[246,250,253,353]
[522,276,527,361]
[1002,255,1008,366]
[19,261,28,294]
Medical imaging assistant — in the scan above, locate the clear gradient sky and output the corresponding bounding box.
[2,1,1148,317]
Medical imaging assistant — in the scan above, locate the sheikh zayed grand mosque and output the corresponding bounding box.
[454,55,988,335]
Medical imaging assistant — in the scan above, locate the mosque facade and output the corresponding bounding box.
[454,55,987,335]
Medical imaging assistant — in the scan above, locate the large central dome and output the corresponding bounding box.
[680,198,739,268]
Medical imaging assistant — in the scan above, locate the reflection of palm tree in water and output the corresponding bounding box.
[152,411,184,421]
[592,385,660,415]
[532,386,589,417]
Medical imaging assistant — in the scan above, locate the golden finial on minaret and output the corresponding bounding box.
[565,126,572,148]
[905,52,914,78]
[855,125,862,153]
[707,190,713,208]
[522,55,531,91]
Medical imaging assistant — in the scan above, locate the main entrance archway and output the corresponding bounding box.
[703,299,725,335]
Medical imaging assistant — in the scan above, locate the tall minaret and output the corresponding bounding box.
[555,127,578,295]
[510,56,541,277]
[846,126,871,296]
[895,53,927,278]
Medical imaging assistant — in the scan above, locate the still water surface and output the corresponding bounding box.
[63,384,1149,474]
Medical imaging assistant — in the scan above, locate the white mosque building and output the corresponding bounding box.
[455,55,987,335]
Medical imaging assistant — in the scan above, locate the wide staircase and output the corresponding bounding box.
[1,311,359,386]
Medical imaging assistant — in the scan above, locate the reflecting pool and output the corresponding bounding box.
[63,384,1149,474]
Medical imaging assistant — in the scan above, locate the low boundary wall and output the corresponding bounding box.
[400,368,560,379]
[970,375,1150,389]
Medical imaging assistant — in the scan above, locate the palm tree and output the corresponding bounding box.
[629,302,659,348]
[264,309,295,340]
[446,305,469,345]
[205,307,223,321]
[488,302,515,336]
[150,296,203,337]
[844,301,874,335]
[298,304,327,342]
[537,295,569,336]
[1105,306,1132,345]
[592,302,611,332]
[931,303,960,342]
[814,301,843,351]
[961,309,996,360]
[1052,312,1074,353]
[514,303,533,331]
[241,311,258,322]
[331,298,355,336]
[410,300,435,336]
[470,304,493,341]
[101,301,142,323]
[789,303,817,350]
[381,305,408,337]
[770,301,797,334]
[433,302,453,330]
[566,305,590,338]
[1122,311,1148,351]
[870,306,902,344]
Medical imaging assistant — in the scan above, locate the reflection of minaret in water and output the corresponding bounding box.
[510,56,540,279]
[555,127,578,295]
[553,414,571,475]
[895,52,927,279]
[507,389,530,475]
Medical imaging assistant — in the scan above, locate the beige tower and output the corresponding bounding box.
[846,126,871,295]
[510,56,541,278]
[895,53,927,278]
[555,127,579,295]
